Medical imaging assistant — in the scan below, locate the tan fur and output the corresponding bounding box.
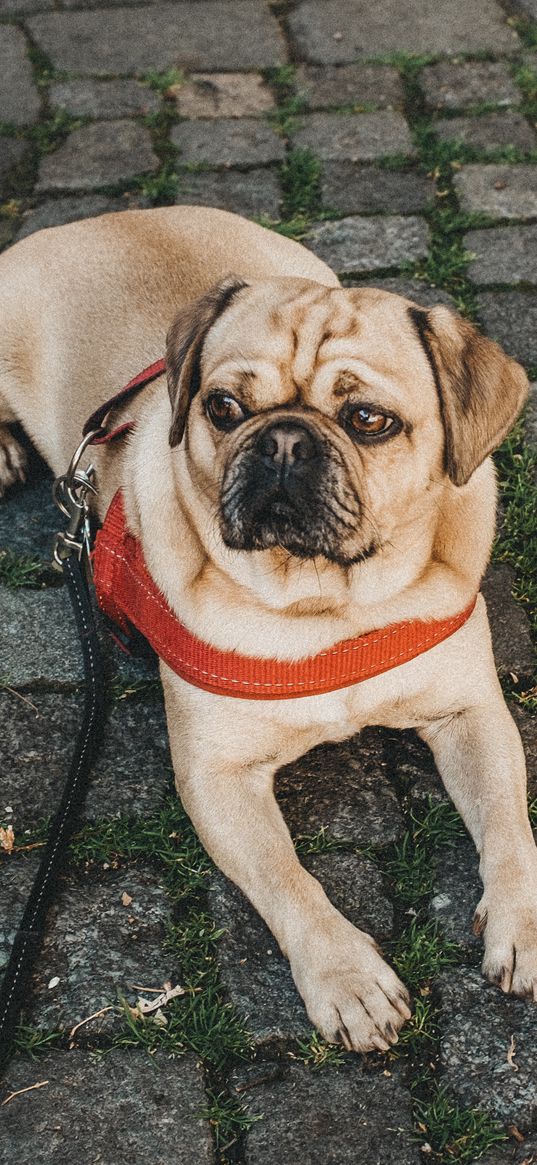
[1,206,535,1053]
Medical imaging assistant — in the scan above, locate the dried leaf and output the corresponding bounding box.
[0,826,15,854]
[136,983,186,1015]
[507,1035,519,1072]
[508,1124,525,1143]
[151,1008,168,1028]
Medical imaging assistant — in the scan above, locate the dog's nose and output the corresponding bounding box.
[257,421,317,470]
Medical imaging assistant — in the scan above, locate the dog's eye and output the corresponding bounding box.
[344,404,400,442]
[206,393,247,431]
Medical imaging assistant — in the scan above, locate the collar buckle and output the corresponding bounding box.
[52,429,103,572]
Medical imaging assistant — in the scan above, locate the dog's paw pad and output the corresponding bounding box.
[480,886,537,1002]
[294,929,411,1054]
[0,427,27,497]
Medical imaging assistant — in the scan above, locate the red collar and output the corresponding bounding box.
[94,489,476,700]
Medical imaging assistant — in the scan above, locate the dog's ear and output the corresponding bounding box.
[167,275,247,447]
[409,305,528,486]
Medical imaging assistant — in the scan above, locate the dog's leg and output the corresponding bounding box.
[0,396,26,496]
[163,682,411,1052]
[419,688,537,1000]
[0,425,26,496]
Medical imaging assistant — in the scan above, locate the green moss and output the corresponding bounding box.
[514,62,537,141]
[281,147,322,219]
[142,68,185,93]
[136,162,179,205]
[509,17,537,51]
[29,110,87,155]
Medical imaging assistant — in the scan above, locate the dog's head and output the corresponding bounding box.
[166,277,527,569]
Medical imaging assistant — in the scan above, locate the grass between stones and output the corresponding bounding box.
[71,799,257,1158]
[0,548,49,588]
[494,421,537,639]
[380,800,507,1160]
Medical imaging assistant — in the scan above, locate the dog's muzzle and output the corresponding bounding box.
[219,417,363,562]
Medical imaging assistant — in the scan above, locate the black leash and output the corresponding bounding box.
[0,444,106,1075]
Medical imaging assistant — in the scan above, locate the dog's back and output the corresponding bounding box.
[0,206,338,478]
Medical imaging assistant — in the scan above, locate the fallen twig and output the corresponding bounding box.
[1,1081,48,1106]
[68,1007,114,1038]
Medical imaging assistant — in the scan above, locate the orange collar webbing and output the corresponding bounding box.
[94,490,477,699]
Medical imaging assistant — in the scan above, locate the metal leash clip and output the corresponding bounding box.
[52,429,103,573]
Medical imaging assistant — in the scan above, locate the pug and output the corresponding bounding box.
[0,206,535,1053]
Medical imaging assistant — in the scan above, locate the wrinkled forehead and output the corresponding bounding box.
[200,281,432,408]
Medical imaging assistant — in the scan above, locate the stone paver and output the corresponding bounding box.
[429,836,481,952]
[28,4,286,76]
[36,121,159,193]
[0,585,83,687]
[175,168,281,218]
[171,73,274,119]
[236,1059,421,1165]
[16,193,148,240]
[208,872,309,1042]
[465,225,537,286]
[27,866,174,1035]
[438,969,537,1126]
[305,214,429,274]
[0,1050,212,1165]
[481,565,535,680]
[0,0,53,11]
[454,164,537,221]
[0,689,173,828]
[0,26,40,128]
[321,164,431,214]
[288,0,519,63]
[49,78,160,120]
[295,63,404,110]
[292,110,416,162]
[421,60,519,111]
[514,0,537,15]
[477,291,537,367]
[355,277,456,307]
[0,472,56,560]
[435,111,536,153]
[0,138,28,197]
[276,730,405,846]
[171,118,284,167]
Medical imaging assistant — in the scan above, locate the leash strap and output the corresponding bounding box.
[0,556,105,1073]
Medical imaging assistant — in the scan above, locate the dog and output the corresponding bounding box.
[0,206,535,1053]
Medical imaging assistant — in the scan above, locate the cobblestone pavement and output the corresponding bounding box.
[0,1,536,1162]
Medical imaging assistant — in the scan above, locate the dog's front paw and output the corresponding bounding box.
[475,883,537,1001]
[291,918,411,1053]
[0,426,26,497]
